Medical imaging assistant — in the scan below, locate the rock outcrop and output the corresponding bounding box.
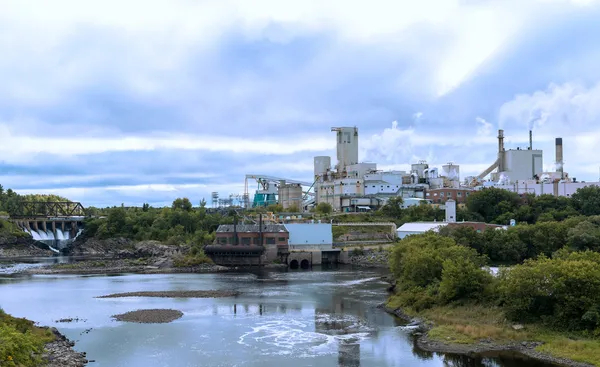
[0,234,52,257]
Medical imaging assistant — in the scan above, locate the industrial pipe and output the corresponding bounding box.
[556,138,564,179]
[529,130,533,150]
[498,130,505,172]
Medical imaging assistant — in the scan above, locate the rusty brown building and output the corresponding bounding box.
[425,188,475,204]
[204,224,289,266]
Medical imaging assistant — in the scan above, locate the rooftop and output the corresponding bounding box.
[397,222,448,232]
[216,224,288,233]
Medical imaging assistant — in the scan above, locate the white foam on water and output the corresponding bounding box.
[237,315,373,358]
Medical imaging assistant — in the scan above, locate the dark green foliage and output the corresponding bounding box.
[498,253,600,333]
[437,216,600,265]
[388,234,492,310]
[571,185,600,216]
[85,198,225,246]
[466,187,522,224]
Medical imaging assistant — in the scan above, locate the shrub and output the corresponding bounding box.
[498,256,600,332]
[0,309,54,367]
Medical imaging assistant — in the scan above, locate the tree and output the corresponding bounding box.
[571,185,600,216]
[466,187,521,223]
[316,202,333,215]
[380,196,403,218]
[172,198,193,212]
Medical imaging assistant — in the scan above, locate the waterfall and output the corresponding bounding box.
[21,223,83,254]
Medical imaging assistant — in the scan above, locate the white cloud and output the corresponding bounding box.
[1,0,584,102]
[0,123,334,162]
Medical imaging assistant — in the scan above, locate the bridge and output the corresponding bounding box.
[9,202,86,243]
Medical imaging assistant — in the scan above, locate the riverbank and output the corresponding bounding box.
[0,235,52,258]
[380,302,598,367]
[347,247,390,268]
[17,258,231,275]
[43,327,89,367]
[0,309,87,367]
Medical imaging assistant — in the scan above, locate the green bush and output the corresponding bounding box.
[173,246,213,268]
[0,309,54,367]
[498,255,600,332]
[388,233,490,310]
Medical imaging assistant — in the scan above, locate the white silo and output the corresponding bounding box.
[442,163,460,181]
[445,199,456,223]
[331,127,359,172]
[411,161,429,178]
[314,156,331,178]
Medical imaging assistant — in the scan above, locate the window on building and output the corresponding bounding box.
[278,237,286,242]
[217,237,227,244]
[457,192,462,196]
[241,237,251,245]
[440,192,445,197]
[266,238,276,245]
[228,237,234,244]
[253,238,259,245]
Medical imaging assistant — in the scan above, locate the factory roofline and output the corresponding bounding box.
[216,224,288,233]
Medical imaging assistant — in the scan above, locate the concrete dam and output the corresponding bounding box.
[10,201,86,253]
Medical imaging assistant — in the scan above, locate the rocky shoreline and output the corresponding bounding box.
[348,248,390,268]
[378,283,594,367]
[42,327,88,367]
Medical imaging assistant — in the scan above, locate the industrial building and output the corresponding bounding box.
[236,125,600,213]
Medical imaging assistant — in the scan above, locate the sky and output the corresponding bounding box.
[2,0,600,207]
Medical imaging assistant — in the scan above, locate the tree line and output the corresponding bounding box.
[388,233,600,336]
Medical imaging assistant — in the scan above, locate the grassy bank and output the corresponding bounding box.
[386,299,600,366]
[0,308,55,366]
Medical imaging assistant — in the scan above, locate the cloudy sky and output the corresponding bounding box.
[2,0,600,207]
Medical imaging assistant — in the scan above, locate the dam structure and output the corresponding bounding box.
[10,202,86,253]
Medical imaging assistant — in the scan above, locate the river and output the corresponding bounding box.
[0,262,558,367]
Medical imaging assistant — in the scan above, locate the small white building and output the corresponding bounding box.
[396,222,448,239]
[284,223,333,251]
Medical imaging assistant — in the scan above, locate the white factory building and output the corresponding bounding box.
[242,126,600,213]
[313,127,461,212]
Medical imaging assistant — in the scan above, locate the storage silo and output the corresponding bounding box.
[278,183,289,208]
[314,156,331,178]
[288,184,303,211]
[331,127,359,172]
[411,161,429,178]
[442,163,460,181]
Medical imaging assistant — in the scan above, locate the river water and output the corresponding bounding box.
[0,263,557,367]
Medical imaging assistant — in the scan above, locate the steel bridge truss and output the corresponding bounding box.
[11,202,86,218]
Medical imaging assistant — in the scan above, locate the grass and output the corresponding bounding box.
[387,301,600,366]
[0,308,55,367]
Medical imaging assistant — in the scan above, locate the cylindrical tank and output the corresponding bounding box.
[442,164,460,181]
[411,161,429,178]
[314,156,331,177]
[288,184,303,211]
[278,185,289,208]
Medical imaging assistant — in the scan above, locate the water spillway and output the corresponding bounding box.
[15,218,84,253]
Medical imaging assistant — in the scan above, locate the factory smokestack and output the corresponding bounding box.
[556,137,564,179]
[498,129,505,172]
[529,130,533,150]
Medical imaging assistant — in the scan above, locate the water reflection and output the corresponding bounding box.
[0,267,563,367]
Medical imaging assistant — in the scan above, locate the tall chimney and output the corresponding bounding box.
[529,130,533,150]
[555,138,564,179]
[498,129,505,172]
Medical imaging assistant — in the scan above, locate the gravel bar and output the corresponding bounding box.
[97,290,239,298]
[112,309,184,324]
